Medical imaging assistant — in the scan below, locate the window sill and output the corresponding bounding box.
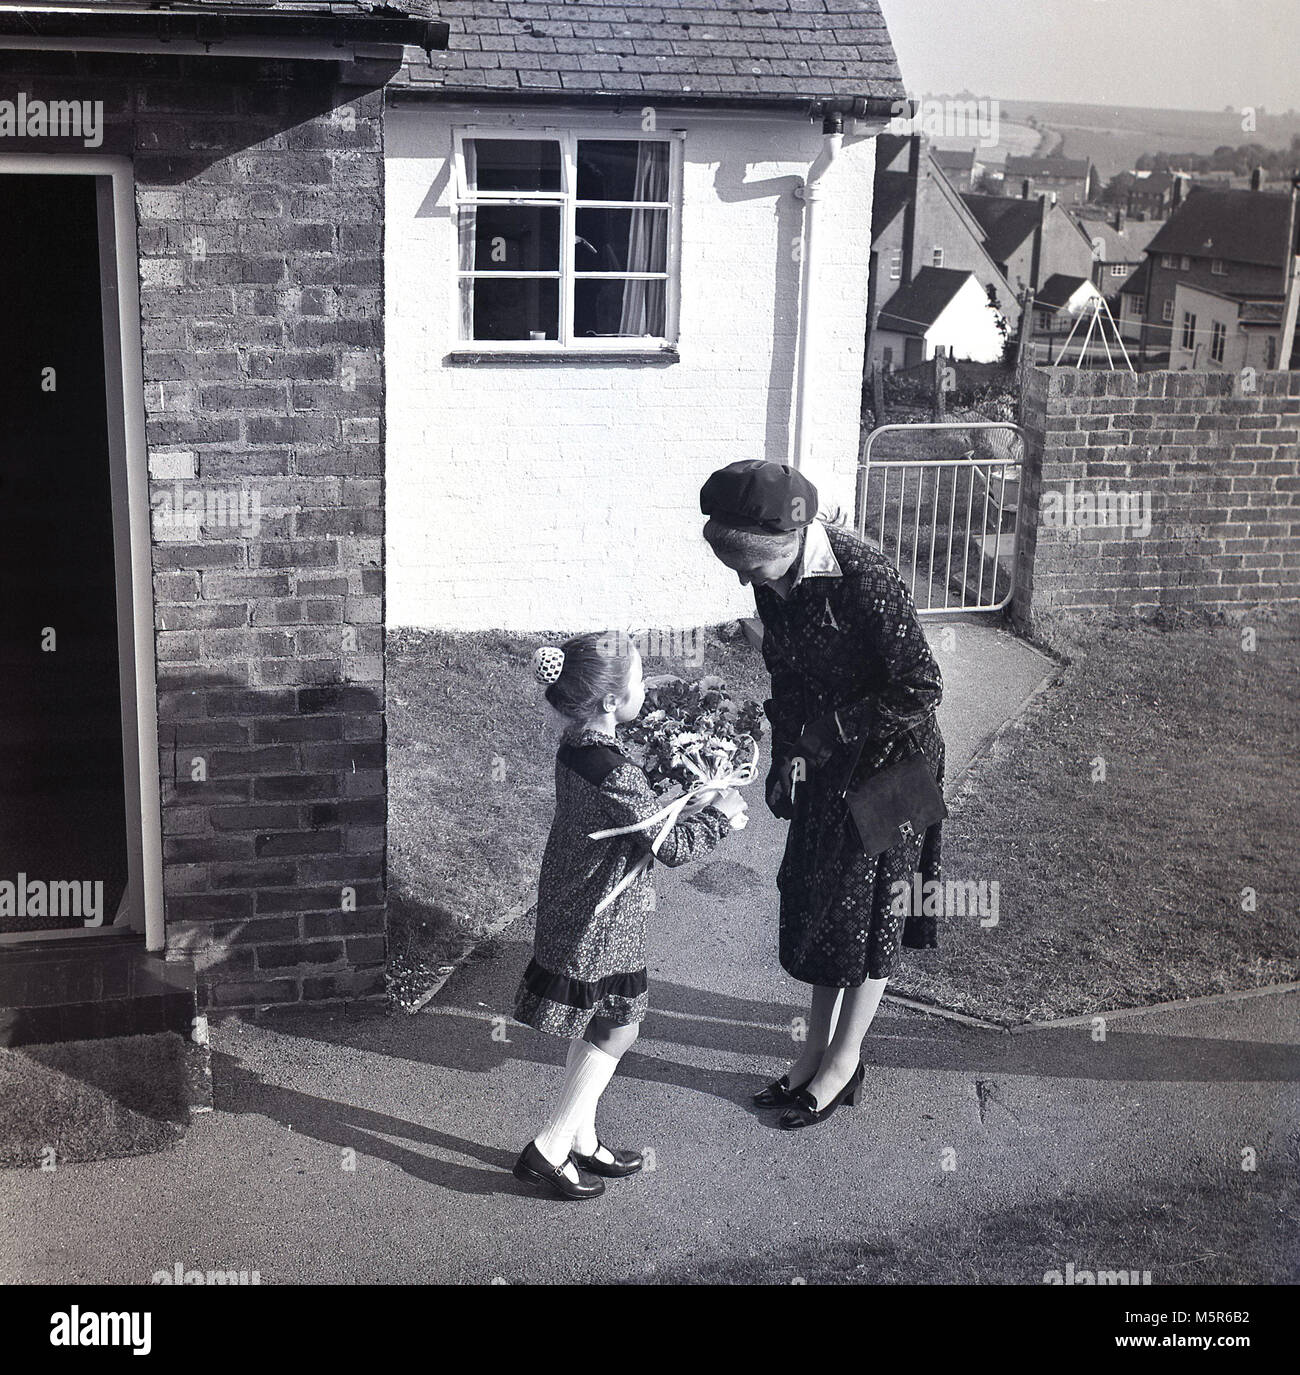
[444,347,680,367]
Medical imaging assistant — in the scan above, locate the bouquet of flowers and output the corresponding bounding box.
[588,676,765,912]
[618,674,766,795]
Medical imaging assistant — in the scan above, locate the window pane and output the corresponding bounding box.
[574,277,666,339]
[464,138,562,193]
[577,140,669,202]
[575,207,668,274]
[458,205,561,272]
[460,277,560,341]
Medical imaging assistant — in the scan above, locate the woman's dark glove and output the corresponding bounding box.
[795,711,846,769]
[765,751,799,820]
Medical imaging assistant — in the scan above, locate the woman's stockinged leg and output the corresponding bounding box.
[803,977,888,1108]
[784,984,843,1088]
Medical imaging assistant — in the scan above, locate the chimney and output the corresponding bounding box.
[1114,207,1126,232]
[1171,175,1185,211]
[1251,166,1263,191]
[1021,178,1031,200]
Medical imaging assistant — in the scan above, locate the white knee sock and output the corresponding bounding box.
[534,1039,620,1169]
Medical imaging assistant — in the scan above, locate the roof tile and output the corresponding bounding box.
[413,0,904,103]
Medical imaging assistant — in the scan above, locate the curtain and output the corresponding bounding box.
[617,144,669,336]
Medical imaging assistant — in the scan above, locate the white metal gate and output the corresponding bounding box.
[855,421,1025,615]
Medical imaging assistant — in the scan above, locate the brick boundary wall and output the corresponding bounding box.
[1014,367,1300,633]
[0,51,391,1010]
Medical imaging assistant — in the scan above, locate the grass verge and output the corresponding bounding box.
[890,621,1300,1024]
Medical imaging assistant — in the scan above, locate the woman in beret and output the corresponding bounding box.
[699,460,946,1129]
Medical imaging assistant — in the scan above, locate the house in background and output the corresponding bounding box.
[1033,274,1106,335]
[929,145,981,193]
[1122,170,1190,220]
[384,0,907,633]
[1116,258,1152,341]
[867,134,1018,369]
[1170,282,1288,372]
[1005,154,1097,206]
[960,186,1097,300]
[1136,183,1300,362]
[1074,206,1162,300]
[872,265,1006,366]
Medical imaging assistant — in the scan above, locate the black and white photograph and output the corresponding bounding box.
[0,0,1297,1339]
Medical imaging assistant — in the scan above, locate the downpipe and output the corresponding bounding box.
[790,112,845,472]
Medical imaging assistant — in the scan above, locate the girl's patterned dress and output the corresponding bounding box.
[755,520,945,987]
[513,725,732,1039]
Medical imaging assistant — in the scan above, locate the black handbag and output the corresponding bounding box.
[840,730,947,858]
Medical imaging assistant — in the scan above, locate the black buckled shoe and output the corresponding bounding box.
[753,1072,812,1108]
[513,1141,606,1199]
[570,1141,644,1178]
[777,1063,865,1131]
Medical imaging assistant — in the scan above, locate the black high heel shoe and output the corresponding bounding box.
[777,1062,865,1130]
[570,1141,644,1178]
[512,1141,605,1199]
[753,1071,814,1107]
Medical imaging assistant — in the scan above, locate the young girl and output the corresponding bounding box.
[512,631,748,1199]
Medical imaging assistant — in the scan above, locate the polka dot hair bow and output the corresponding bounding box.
[532,645,565,684]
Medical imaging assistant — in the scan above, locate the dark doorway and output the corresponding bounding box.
[0,172,129,932]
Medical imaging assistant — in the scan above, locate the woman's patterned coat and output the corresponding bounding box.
[513,725,732,1039]
[755,520,945,985]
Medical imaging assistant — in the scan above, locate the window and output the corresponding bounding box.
[1162,299,1175,322]
[1181,310,1197,350]
[1131,297,1145,318]
[453,130,679,347]
[1211,319,1227,363]
[1162,254,1178,269]
[931,246,944,268]
[889,251,903,281]
[1211,259,1227,276]
[1111,263,1128,277]
[1180,255,1191,270]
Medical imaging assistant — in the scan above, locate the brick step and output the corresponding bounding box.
[0,933,196,1048]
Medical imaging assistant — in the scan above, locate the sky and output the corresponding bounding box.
[877,0,1300,113]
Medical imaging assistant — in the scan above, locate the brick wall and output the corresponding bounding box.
[1015,367,1300,631]
[0,50,391,1010]
[384,101,876,632]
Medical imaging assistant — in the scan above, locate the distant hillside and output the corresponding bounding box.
[996,100,1300,181]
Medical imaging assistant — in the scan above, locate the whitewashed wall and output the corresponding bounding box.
[384,102,877,632]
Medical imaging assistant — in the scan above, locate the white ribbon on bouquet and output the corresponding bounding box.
[587,751,757,915]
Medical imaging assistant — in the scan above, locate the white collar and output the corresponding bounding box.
[789,519,842,590]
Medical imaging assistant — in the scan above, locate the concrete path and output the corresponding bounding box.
[2,622,1295,1284]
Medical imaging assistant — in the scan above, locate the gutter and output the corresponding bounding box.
[0,5,449,59]
[790,110,845,472]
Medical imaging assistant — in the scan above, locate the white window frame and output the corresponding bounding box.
[1161,254,1177,269]
[889,250,902,281]
[1210,318,1227,363]
[931,246,944,268]
[1211,258,1227,276]
[1180,255,1191,271]
[1110,263,1128,277]
[451,126,683,352]
[1181,310,1197,350]
[1162,299,1175,322]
